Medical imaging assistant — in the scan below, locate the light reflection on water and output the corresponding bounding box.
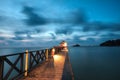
[69,47,120,80]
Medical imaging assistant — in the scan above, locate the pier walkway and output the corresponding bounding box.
[21,52,74,80]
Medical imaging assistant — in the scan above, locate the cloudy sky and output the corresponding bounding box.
[0,0,120,47]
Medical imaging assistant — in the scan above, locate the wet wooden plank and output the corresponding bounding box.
[21,52,74,80]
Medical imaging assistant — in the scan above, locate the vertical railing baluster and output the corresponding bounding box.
[45,49,48,61]
[41,50,43,61]
[0,56,4,80]
[37,51,39,63]
[30,52,32,70]
[20,53,24,74]
[24,50,29,77]
[36,51,38,64]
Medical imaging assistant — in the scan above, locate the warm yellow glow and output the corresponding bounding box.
[52,48,55,52]
[63,42,67,46]
[53,55,63,61]
[60,41,68,47]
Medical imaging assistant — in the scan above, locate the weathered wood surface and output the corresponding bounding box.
[21,52,74,80]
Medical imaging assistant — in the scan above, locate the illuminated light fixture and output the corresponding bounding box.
[53,55,63,61]
[59,41,68,52]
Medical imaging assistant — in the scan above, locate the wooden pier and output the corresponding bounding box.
[21,52,74,80]
[0,47,74,80]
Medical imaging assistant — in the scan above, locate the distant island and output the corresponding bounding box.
[100,39,120,46]
[72,44,80,47]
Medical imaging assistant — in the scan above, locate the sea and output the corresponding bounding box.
[69,47,120,80]
[0,47,120,80]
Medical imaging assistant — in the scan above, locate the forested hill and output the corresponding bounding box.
[100,39,120,46]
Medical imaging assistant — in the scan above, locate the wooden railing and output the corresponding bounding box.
[0,52,25,80]
[0,48,52,80]
[0,46,63,80]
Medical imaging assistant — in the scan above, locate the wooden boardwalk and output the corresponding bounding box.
[21,52,74,80]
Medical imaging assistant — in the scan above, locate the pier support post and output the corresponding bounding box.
[0,57,4,80]
[24,50,29,77]
[45,49,48,61]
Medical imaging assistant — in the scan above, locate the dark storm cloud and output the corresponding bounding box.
[54,24,82,35]
[13,28,46,40]
[83,22,120,32]
[69,9,87,24]
[22,6,47,26]
[55,26,73,35]
[13,31,31,40]
[51,9,87,25]
[12,33,32,40]
[21,6,87,26]
[14,28,43,35]
[12,36,25,40]
[14,31,27,34]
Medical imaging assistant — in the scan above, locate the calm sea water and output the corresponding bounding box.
[0,47,46,56]
[69,47,120,80]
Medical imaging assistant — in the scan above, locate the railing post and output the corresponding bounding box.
[0,57,4,80]
[51,48,55,57]
[45,49,48,61]
[24,50,29,77]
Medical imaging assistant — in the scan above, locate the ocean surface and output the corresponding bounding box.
[69,47,120,80]
[0,47,46,56]
[0,47,120,80]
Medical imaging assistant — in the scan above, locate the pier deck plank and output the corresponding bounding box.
[21,52,74,80]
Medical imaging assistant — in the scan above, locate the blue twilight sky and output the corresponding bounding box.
[0,0,120,47]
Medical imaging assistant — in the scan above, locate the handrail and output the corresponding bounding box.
[0,47,61,80]
[0,48,52,80]
[0,49,46,57]
[0,52,25,57]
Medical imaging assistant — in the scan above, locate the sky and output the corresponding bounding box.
[0,0,120,47]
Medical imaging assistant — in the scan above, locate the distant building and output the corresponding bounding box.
[60,41,67,47]
[59,41,68,51]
